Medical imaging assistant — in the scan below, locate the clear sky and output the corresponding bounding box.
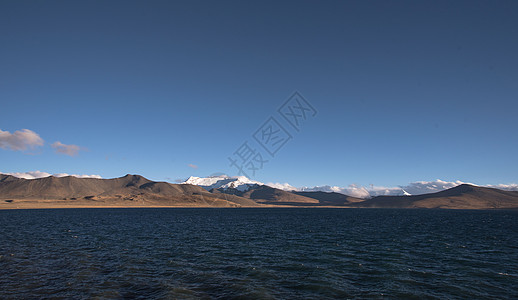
[1,0,517,188]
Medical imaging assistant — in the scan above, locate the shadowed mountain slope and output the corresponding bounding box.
[294,191,365,205]
[214,185,320,204]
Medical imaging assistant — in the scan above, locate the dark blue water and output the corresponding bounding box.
[1,208,517,299]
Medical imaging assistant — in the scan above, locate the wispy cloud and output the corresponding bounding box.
[0,129,44,151]
[0,171,102,180]
[188,164,198,169]
[51,141,82,156]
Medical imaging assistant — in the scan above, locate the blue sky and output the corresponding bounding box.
[1,0,517,188]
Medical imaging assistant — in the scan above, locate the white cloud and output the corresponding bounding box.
[342,184,371,198]
[1,171,52,179]
[485,183,518,191]
[266,182,297,191]
[300,185,337,193]
[51,141,81,156]
[0,129,44,151]
[0,171,101,180]
[53,173,102,179]
[367,185,408,197]
[188,164,198,169]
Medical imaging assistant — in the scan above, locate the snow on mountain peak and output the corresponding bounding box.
[183,175,230,187]
[182,175,263,192]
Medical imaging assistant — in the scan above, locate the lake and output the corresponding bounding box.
[1,208,517,299]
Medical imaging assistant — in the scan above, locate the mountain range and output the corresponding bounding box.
[181,174,518,198]
[1,174,518,209]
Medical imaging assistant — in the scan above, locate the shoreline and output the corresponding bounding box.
[2,200,517,210]
[2,203,516,210]
[0,200,353,210]
[0,205,353,210]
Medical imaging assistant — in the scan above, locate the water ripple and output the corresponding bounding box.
[1,208,517,299]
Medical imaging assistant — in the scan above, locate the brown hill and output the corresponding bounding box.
[352,184,518,209]
[0,175,20,183]
[214,185,320,205]
[0,174,258,207]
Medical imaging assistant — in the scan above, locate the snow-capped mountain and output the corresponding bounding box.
[181,175,518,199]
[182,175,263,192]
[182,175,411,198]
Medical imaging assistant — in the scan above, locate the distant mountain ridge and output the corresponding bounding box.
[180,175,488,198]
[1,174,518,209]
[0,174,258,207]
[183,176,518,209]
[353,184,518,209]
[213,185,320,205]
[294,191,364,205]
